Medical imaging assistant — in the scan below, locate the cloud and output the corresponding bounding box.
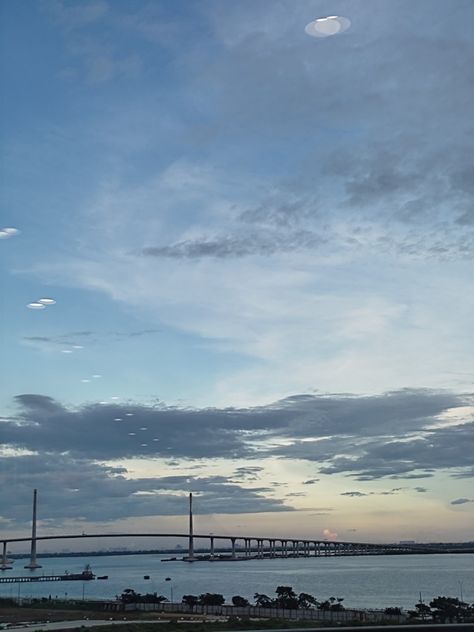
[41,0,109,30]
[340,491,367,497]
[2,389,472,482]
[302,478,319,485]
[141,230,324,259]
[42,1,143,84]
[232,466,264,481]
[21,329,160,353]
[450,498,473,505]
[322,528,337,540]
[0,454,294,525]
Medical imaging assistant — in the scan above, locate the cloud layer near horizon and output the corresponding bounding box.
[1,389,472,525]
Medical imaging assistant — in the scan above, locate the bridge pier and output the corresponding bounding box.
[210,536,215,559]
[231,537,236,559]
[1,542,12,570]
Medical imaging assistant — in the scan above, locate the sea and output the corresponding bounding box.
[1,553,472,611]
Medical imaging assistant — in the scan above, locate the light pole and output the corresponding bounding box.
[165,577,173,603]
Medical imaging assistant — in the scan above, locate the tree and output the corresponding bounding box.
[232,595,250,607]
[407,602,431,621]
[119,589,139,603]
[254,593,273,607]
[318,597,345,611]
[384,607,402,616]
[198,593,225,606]
[274,586,298,609]
[141,593,167,604]
[182,594,198,608]
[430,596,473,623]
[298,592,318,609]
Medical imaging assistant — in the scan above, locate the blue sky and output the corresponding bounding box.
[1,0,473,543]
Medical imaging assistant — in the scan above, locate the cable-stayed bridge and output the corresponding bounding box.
[0,490,451,571]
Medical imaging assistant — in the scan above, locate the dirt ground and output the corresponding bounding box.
[0,607,206,625]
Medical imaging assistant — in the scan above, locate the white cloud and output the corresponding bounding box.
[25,156,474,405]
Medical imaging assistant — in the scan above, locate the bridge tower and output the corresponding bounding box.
[186,492,195,561]
[24,489,42,569]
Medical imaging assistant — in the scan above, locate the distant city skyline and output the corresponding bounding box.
[1,0,473,542]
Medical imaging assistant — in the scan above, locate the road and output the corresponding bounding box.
[4,620,474,632]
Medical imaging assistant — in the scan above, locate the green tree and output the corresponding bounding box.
[298,592,318,609]
[407,602,432,621]
[232,595,250,607]
[430,596,472,623]
[141,593,167,603]
[182,594,198,607]
[119,589,139,603]
[318,597,345,611]
[274,586,298,609]
[254,593,273,607]
[198,593,225,606]
[384,607,402,616]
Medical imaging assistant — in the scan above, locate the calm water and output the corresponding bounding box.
[1,553,472,610]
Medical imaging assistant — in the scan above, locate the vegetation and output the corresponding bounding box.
[115,586,474,623]
[116,586,351,612]
[119,589,167,604]
[171,586,344,611]
[408,596,474,623]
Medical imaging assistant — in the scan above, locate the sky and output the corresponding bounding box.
[1,0,473,548]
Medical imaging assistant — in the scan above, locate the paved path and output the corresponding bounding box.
[215,625,474,632]
[1,621,150,632]
[2,618,226,632]
[4,620,474,632]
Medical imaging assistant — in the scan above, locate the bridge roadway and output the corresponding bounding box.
[1,532,424,569]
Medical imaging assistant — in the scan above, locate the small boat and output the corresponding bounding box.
[97,575,109,580]
[143,575,150,579]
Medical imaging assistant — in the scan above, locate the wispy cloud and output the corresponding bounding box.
[450,498,474,505]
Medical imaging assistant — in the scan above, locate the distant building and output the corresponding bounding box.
[399,540,416,545]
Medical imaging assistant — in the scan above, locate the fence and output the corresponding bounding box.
[128,601,405,624]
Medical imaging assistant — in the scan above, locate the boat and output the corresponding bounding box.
[61,564,95,581]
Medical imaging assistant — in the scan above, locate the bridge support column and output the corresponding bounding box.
[1,542,12,570]
[270,539,275,558]
[25,489,41,570]
[185,492,195,562]
[231,537,236,559]
[210,536,215,559]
